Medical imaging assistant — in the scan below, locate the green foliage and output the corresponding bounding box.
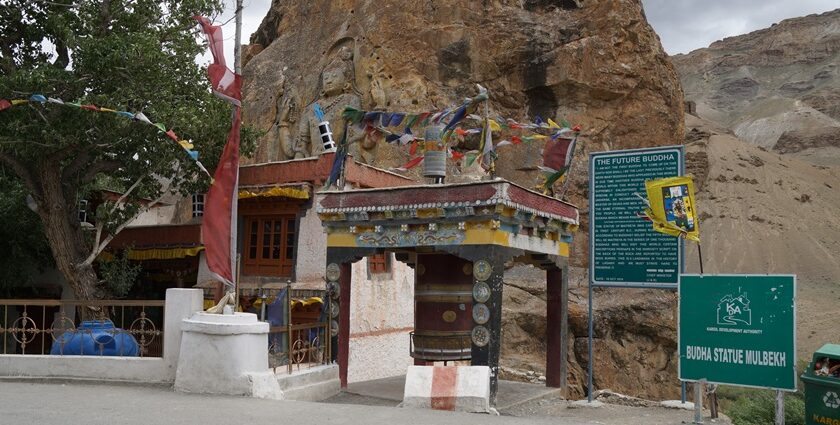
[0,0,256,294]
[718,386,805,425]
[98,250,140,298]
[0,172,53,294]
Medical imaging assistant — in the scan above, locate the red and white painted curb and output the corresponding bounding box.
[402,366,491,413]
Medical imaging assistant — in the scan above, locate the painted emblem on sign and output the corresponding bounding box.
[471,326,490,347]
[326,263,341,282]
[473,303,490,325]
[717,291,752,326]
[473,282,491,303]
[473,260,492,282]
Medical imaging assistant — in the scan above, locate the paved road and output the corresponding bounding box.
[0,381,589,425]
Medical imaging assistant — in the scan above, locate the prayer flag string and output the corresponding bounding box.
[0,93,212,178]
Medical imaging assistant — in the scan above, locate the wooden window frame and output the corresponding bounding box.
[242,215,297,277]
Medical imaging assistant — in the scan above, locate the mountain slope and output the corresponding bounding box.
[672,9,840,166]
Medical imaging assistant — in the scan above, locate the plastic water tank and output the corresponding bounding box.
[50,320,140,356]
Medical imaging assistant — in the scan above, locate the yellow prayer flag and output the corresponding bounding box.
[488,119,501,132]
[99,107,117,113]
[11,99,28,106]
[531,134,548,140]
[178,140,195,150]
[644,176,700,242]
[547,118,561,129]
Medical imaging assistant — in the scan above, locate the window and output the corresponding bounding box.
[78,199,89,224]
[367,253,390,275]
[192,194,205,218]
[242,215,296,277]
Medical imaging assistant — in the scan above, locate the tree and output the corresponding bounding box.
[0,0,254,300]
[0,172,54,296]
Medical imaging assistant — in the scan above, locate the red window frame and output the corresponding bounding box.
[367,253,390,275]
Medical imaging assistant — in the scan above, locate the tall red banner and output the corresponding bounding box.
[195,16,241,286]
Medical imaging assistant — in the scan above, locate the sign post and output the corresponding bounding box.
[587,146,684,403]
[679,274,797,391]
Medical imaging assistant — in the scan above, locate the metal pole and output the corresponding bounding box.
[775,390,785,425]
[682,381,687,403]
[287,279,292,375]
[697,242,704,274]
[693,381,704,424]
[587,281,594,403]
[233,0,243,74]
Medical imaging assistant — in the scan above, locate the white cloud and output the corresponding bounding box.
[196,0,271,67]
[642,0,838,54]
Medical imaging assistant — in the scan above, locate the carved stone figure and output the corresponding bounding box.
[276,46,377,162]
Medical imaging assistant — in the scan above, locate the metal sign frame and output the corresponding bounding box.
[586,145,686,403]
[588,145,685,289]
[678,274,798,392]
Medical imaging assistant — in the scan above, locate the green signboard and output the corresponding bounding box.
[679,274,797,391]
[589,146,683,288]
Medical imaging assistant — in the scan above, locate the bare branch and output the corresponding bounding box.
[80,163,181,266]
[91,221,104,255]
[107,176,144,215]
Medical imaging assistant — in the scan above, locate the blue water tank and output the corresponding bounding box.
[50,320,140,356]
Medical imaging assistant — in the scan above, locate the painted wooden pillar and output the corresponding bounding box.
[326,250,353,389]
[337,261,351,388]
[546,266,568,390]
[470,256,504,405]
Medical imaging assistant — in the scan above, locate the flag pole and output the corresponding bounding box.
[231,0,243,301]
[233,0,243,74]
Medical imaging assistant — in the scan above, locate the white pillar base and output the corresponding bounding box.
[174,312,282,399]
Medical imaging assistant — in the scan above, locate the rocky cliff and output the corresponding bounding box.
[242,0,684,211]
[672,9,840,165]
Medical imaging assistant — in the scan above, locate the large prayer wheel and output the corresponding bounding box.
[411,253,472,361]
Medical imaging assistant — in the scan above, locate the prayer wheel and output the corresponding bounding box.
[412,253,472,361]
[423,124,446,183]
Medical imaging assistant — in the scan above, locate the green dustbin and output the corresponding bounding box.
[802,344,840,425]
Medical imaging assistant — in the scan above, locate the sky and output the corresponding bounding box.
[208,0,840,64]
[642,0,839,55]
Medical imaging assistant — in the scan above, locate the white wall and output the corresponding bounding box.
[0,288,203,384]
[128,204,177,227]
[347,256,415,383]
[294,198,328,289]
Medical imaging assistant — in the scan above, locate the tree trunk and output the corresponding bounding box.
[35,164,104,310]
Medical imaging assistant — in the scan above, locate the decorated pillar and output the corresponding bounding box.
[325,250,352,388]
[469,254,504,404]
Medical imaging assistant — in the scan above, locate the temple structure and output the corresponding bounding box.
[318,179,579,402]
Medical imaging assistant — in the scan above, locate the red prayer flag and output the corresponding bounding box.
[0,99,11,111]
[542,137,576,172]
[165,129,179,142]
[202,107,240,286]
[195,15,243,287]
[193,16,242,105]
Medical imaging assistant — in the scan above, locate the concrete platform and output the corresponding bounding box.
[336,375,563,410]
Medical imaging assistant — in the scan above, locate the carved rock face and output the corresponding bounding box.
[241,0,685,265]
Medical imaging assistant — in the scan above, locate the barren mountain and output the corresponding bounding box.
[672,9,840,166]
